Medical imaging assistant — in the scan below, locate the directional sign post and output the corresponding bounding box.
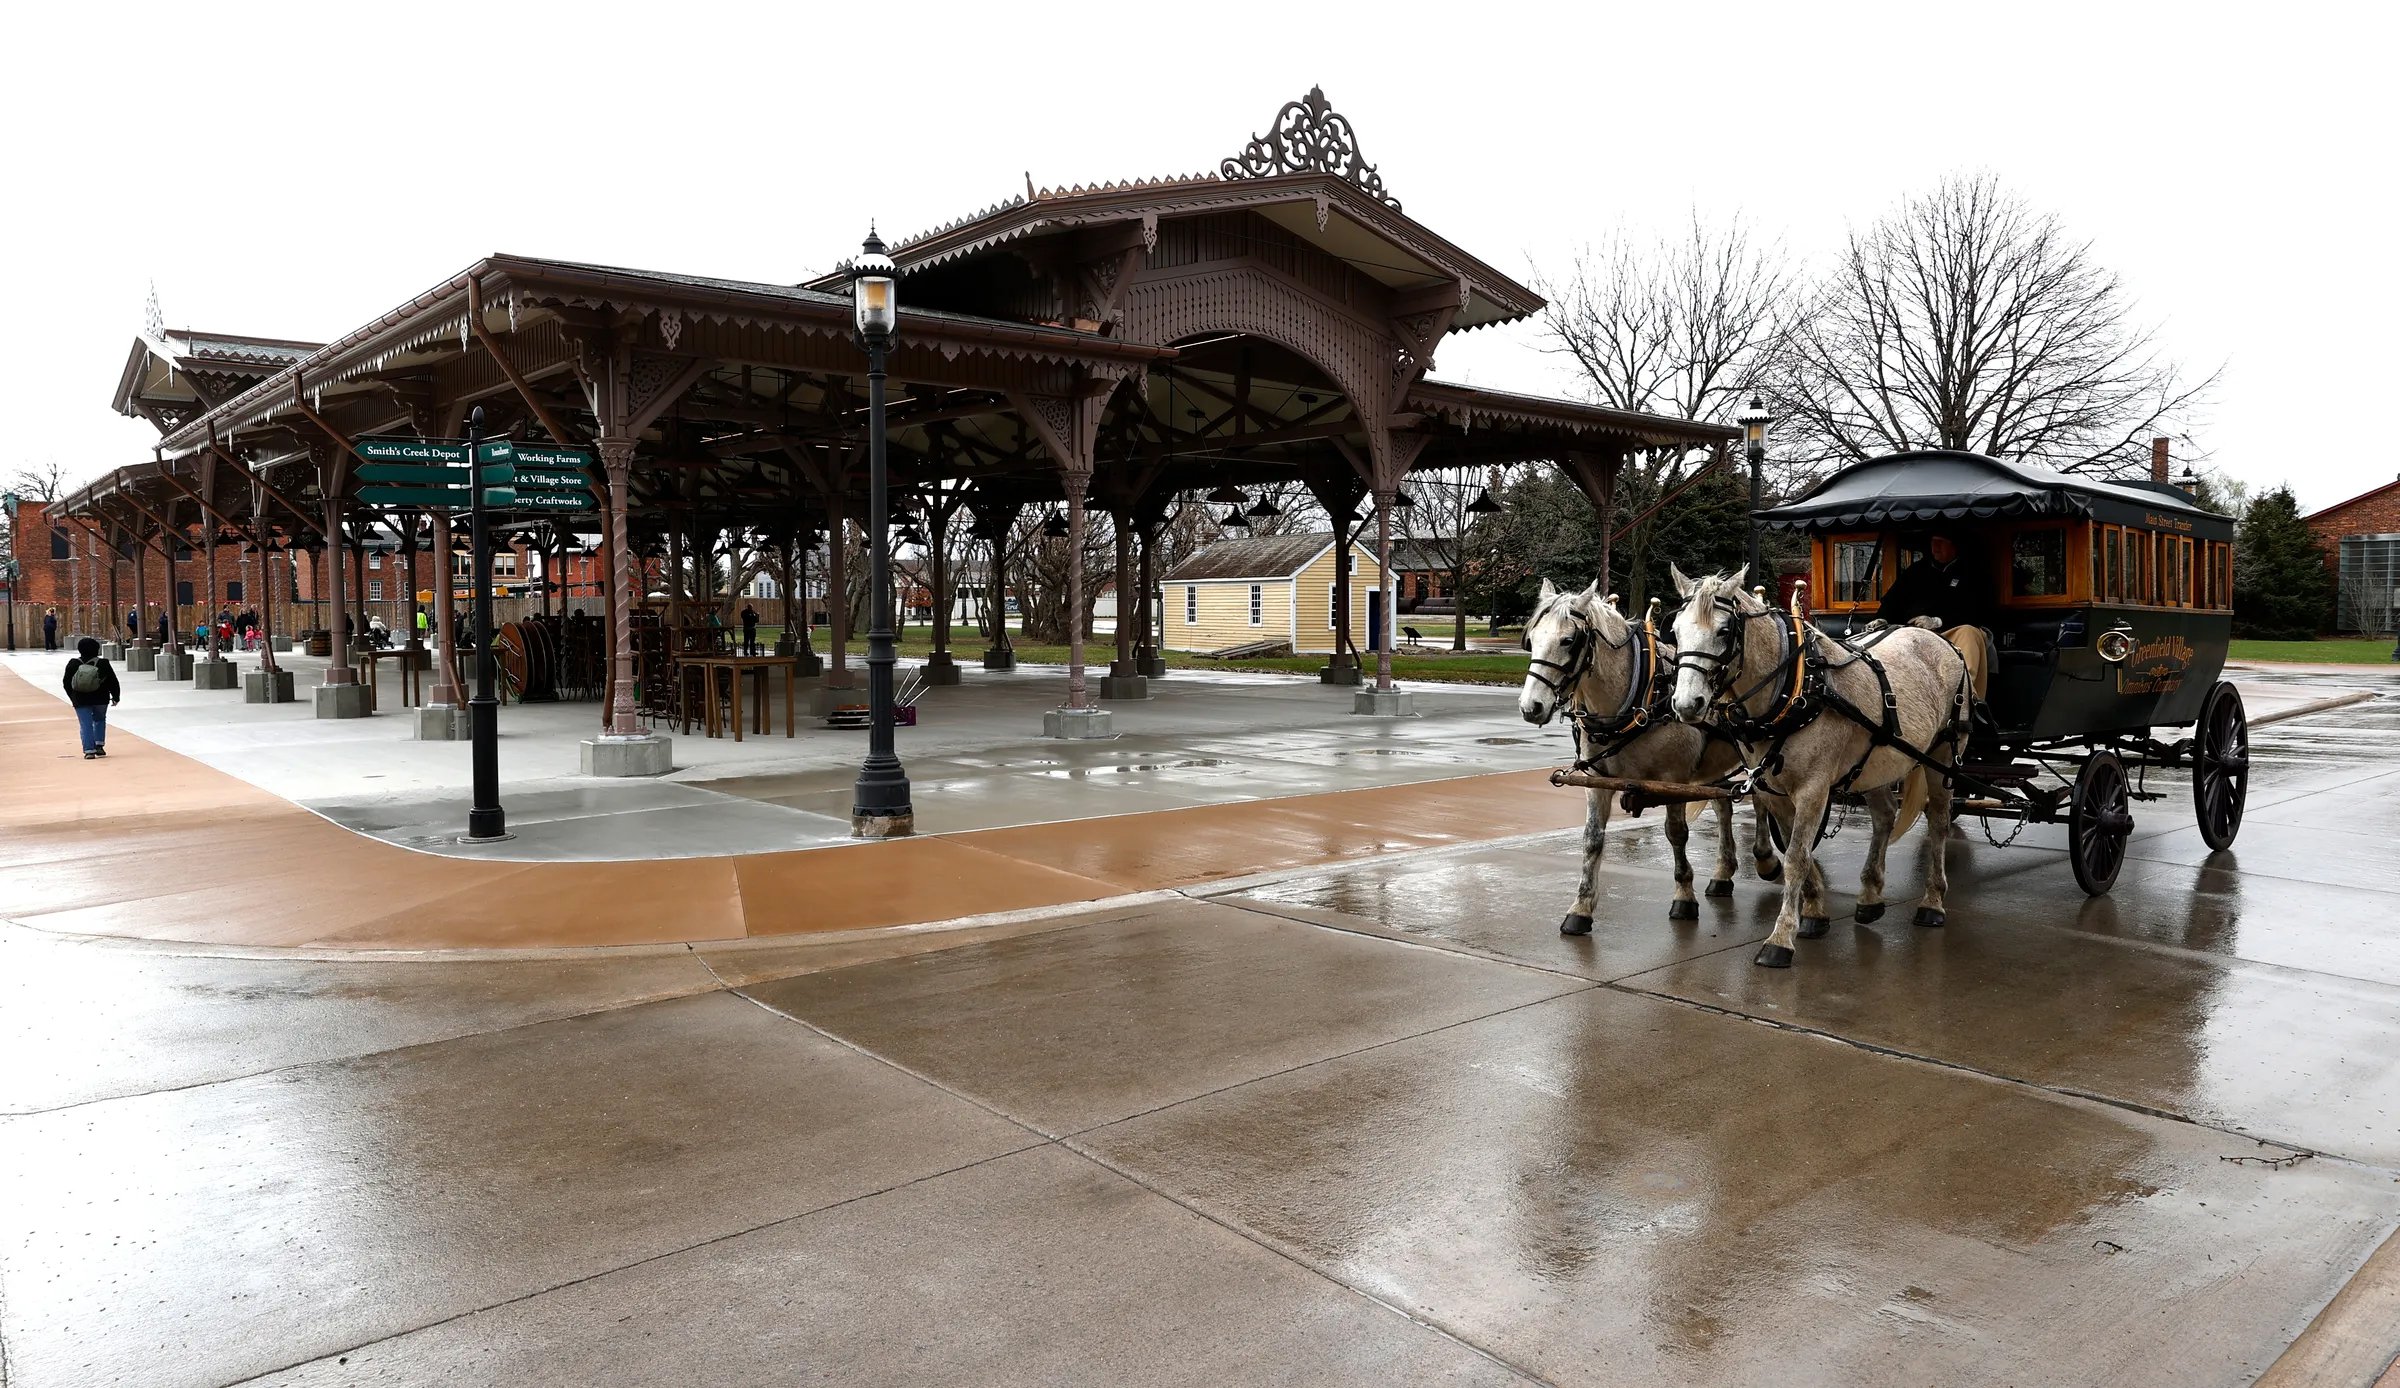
[464,411,508,843]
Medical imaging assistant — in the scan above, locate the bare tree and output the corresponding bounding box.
[1775,172,2214,477]
[7,460,69,501]
[1538,213,1792,593]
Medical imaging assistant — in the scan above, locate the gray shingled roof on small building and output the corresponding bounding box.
[1164,532,1340,582]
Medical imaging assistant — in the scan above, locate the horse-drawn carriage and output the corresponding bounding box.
[1525,449,2250,966]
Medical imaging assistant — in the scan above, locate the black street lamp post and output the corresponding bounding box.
[850,231,914,836]
[1737,396,1774,580]
[465,405,508,841]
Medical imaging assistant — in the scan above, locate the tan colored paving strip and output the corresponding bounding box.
[2,666,1580,952]
[2256,1221,2400,1387]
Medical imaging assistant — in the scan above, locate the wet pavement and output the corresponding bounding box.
[4,673,2400,1385]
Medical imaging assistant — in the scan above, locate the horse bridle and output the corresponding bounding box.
[1673,591,1807,735]
[1527,594,1663,742]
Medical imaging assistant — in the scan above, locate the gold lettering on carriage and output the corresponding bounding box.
[2116,635,2195,695]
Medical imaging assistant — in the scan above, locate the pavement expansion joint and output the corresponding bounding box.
[1597,975,2383,1171]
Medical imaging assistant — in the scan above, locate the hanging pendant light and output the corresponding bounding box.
[1042,509,1071,539]
[1245,494,1281,520]
[1220,506,1250,529]
[1466,487,1503,515]
[1206,483,1247,505]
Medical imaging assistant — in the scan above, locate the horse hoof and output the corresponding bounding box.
[1854,903,1886,924]
[1559,913,1593,936]
[1755,943,1794,969]
[1704,879,1734,898]
[1797,915,1830,939]
[1667,900,1700,921]
[1757,861,1784,883]
[1913,907,1946,929]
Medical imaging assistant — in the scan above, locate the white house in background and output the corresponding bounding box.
[1161,532,1386,654]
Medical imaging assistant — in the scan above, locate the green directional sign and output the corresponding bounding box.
[357,463,465,486]
[512,445,592,470]
[482,486,518,508]
[359,485,469,509]
[477,462,585,488]
[357,439,467,464]
[510,491,598,512]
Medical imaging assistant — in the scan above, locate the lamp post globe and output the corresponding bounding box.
[849,229,914,835]
[1735,395,1774,581]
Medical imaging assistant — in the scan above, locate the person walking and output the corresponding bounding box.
[126,609,140,643]
[740,603,760,656]
[63,636,121,759]
[42,608,59,651]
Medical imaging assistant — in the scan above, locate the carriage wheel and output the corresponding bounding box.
[2191,682,2249,851]
[2069,750,2134,896]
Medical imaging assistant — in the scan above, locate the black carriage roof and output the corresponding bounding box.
[1758,450,2231,537]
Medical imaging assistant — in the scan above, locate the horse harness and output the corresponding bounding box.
[1676,597,1970,796]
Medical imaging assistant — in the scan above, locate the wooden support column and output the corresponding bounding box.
[598,437,641,736]
[1109,509,1134,675]
[132,522,151,650]
[428,513,464,707]
[826,491,852,688]
[253,486,279,674]
[1134,507,1164,677]
[1010,375,1124,733]
[323,498,354,685]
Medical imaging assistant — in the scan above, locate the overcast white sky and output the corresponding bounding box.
[4,1,2391,511]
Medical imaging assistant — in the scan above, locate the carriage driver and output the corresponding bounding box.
[1878,533,1991,704]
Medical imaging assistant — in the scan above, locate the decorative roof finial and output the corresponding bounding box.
[1220,85,1399,210]
[143,280,166,341]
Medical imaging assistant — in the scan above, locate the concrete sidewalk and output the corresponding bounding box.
[4,681,2397,1385]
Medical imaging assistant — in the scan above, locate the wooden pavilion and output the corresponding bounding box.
[54,87,1734,766]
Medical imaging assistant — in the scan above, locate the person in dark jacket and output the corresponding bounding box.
[63,637,122,759]
[740,603,760,656]
[43,609,59,650]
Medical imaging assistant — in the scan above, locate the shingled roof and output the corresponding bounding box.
[1165,532,1348,582]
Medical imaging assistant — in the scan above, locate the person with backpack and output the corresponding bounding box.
[63,637,121,759]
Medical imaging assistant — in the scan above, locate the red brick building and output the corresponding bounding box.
[2303,476,2400,634]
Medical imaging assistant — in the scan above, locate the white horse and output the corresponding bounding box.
[1667,567,1972,968]
[1519,578,1777,935]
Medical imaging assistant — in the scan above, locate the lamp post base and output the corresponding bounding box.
[1353,688,1417,717]
[1099,673,1149,701]
[850,811,917,839]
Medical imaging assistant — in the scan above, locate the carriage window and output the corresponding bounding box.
[2178,539,2195,608]
[2009,529,2069,598]
[1830,540,1881,605]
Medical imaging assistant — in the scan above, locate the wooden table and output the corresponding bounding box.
[679,654,799,741]
[357,646,430,711]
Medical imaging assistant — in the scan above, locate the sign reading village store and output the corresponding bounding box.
[353,437,599,513]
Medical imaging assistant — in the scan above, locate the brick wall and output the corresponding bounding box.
[2305,480,2400,566]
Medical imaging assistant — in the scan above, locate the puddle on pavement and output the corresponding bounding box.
[1034,758,1230,779]
[1478,737,1532,746]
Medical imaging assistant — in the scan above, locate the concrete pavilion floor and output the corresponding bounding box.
[7,653,2400,1385]
[1,646,1572,862]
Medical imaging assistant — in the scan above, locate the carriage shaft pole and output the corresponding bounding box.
[1547,769,1735,802]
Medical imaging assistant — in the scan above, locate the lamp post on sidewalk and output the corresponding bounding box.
[849,230,914,837]
[465,405,509,842]
[1737,396,1775,581]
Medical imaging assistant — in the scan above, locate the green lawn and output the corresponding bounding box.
[761,625,1534,685]
[2227,638,2397,665]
